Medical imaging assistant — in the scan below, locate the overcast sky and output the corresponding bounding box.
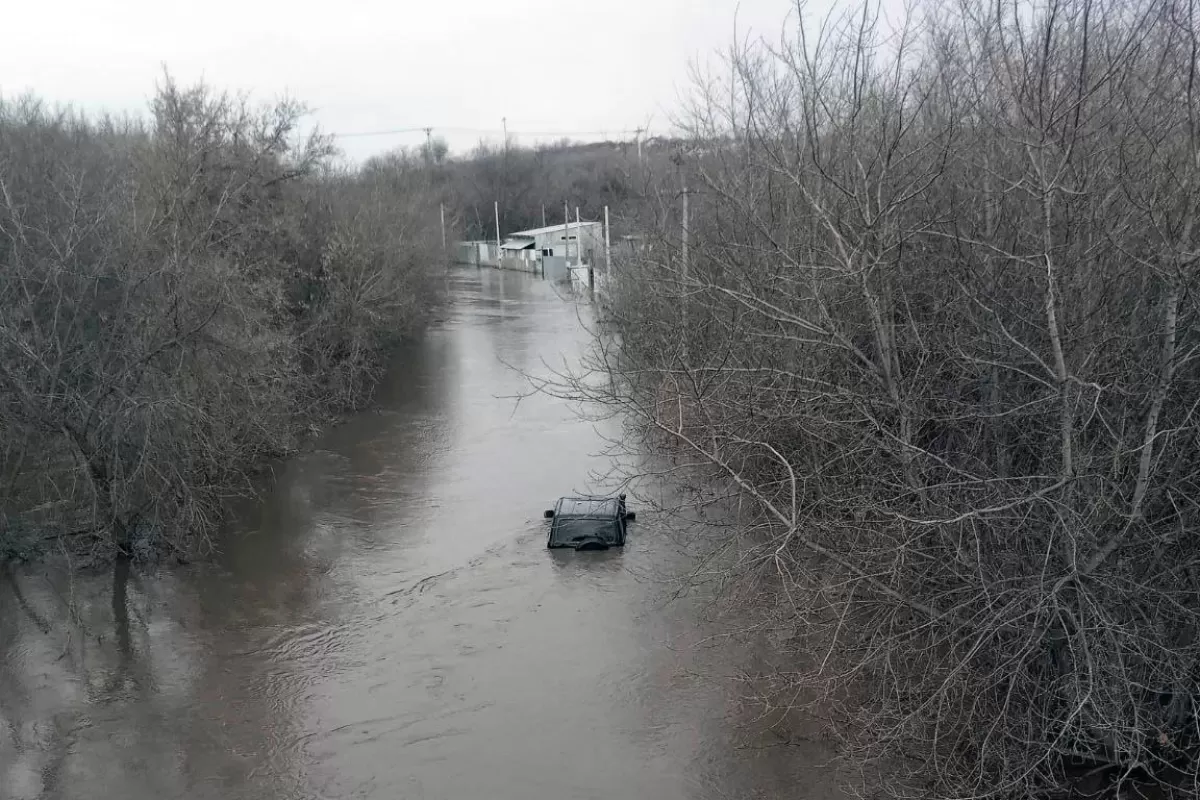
[1,0,811,162]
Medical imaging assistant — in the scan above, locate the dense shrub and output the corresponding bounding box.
[587,0,1200,796]
[0,77,444,560]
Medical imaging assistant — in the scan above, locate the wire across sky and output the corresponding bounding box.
[332,125,658,139]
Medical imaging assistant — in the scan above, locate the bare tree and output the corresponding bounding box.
[0,75,443,561]
[573,0,1200,796]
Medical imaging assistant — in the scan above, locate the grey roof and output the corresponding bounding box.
[509,221,602,238]
[501,239,534,250]
[556,496,620,518]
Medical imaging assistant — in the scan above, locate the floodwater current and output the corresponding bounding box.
[0,267,842,800]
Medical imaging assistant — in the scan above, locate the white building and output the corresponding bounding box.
[501,221,606,268]
[457,219,609,282]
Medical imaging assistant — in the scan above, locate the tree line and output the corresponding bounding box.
[0,72,670,563]
[0,76,446,562]
[437,137,673,239]
[575,0,1200,796]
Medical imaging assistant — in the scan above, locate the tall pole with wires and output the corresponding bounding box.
[673,149,689,358]
[604,205,611,275]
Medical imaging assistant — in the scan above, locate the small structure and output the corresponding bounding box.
[503,221,604,262]
[499,238,539,271]
[456,219,609,282]
[499,221,606,280]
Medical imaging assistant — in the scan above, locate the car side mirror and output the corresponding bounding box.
[543,509,555,518]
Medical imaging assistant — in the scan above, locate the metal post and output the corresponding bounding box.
[542,204,546,228]
[576,207,586,287]
[440,203,446,249]
[494,200,501,267]
[563,202,569,263]
[680,176,689,284]
[680,166,689,353]
[604,205,611,275]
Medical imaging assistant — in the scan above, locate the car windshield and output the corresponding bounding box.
[548,517,620,547]
[558,497,620,517]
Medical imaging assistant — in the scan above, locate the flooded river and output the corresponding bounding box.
[0,268,840,800]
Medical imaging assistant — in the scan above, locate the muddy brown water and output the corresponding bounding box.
[0,268,841,800]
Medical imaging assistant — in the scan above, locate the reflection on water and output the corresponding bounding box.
[0,267,843,800]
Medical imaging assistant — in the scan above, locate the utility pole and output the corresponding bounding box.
[423,127,433,164]
[502,116,508,151]
[440,203,446,249]
[579,206,592,289]
[563,202,570,263]
[680,176,689,282]
[494,200,501,266]
[542,204,546,228]
[676,150,689,354]
[604,205,611,275]
[635,127,643,164]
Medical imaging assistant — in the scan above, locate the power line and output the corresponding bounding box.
[332,124,657,139]
[333,126,430,138]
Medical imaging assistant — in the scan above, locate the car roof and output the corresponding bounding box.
[556,496,620,518]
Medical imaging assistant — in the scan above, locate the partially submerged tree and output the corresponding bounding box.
[579,0,1200,795]
[0,75,443,560]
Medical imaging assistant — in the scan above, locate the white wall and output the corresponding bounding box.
[532,224,605,263]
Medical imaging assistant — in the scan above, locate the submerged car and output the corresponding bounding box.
[543,494,636,550]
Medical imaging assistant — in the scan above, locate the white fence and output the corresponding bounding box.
[454,241,500,267]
